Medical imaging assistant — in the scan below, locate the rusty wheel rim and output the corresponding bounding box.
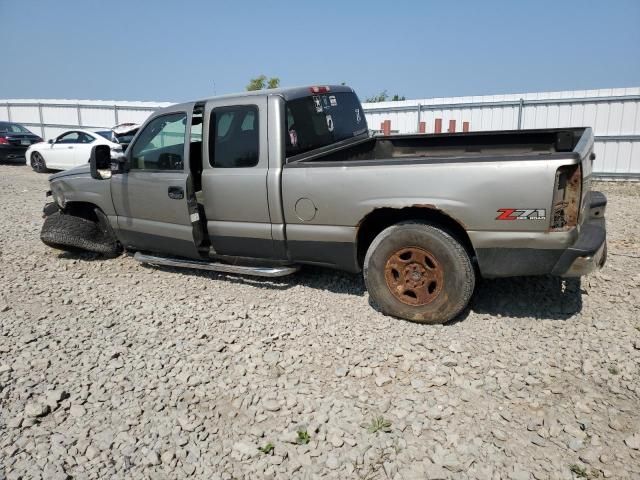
[384,246,444,306]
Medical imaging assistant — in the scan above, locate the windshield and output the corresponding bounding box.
[285,91,368,158]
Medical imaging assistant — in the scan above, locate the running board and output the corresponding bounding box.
[133,252,299,278]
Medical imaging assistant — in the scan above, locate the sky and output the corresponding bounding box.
[1,0,639,103]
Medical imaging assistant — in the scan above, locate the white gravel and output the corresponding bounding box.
[1,165,639,479]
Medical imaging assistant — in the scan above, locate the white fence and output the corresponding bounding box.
[0,99,170,141]
[364,87,640,179]
[2,86,639,178]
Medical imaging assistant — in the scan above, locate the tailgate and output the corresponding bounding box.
[574,128,595,225]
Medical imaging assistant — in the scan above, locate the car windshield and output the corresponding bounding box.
[0,122,31,134]
[284,91,368,158]
[95,130,114,141]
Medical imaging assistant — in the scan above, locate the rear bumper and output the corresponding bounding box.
[475,191,607,278]
[551,191,607,277]
[0,145,28,162]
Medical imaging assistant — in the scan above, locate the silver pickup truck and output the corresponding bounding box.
[40,85,607,323]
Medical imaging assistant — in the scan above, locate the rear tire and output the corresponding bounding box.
[363,221,475,324]
[30,152,47,173]
[41,211,122,256]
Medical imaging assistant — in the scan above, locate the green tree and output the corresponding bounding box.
[365,90,388,102]
[365,90,406,102]
[246,75,280,91]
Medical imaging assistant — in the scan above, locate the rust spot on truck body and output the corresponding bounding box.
[410,204,468,230]
[355,203,475,268]
[355,203,468,233]
[550,164,582,232]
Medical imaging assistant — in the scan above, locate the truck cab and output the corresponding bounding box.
[87,86,364,268]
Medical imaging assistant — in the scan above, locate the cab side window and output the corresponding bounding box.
[209,105,259,168]
[130,113,186,170]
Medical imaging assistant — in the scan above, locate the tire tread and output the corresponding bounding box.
[41,212,121,256]
[363,221,475,323]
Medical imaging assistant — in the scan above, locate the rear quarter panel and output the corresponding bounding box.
[281,154,582,252]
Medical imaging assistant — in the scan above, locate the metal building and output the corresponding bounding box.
[363,87,640,179]
[2,86,639,178]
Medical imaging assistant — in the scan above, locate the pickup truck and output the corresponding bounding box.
[40,85,607,324]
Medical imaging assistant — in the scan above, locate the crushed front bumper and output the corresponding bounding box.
[551,191,607,277]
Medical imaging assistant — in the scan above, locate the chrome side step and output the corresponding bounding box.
[133,252,299,278]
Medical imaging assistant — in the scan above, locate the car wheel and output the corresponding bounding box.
[364,221,475,324]
[30,151,47,173]
[40,211,122,256]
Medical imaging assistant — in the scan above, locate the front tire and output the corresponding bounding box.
[364,221,475,324]
[30,151,47,173]
[41,211,122,256]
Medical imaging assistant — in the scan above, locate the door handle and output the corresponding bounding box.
[68,146,74,149]
[168,186,184,200]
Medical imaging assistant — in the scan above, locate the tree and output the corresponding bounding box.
[246,75,280,91]
[365,90,406,103]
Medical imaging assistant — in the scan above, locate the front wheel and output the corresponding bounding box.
[30,151,47,173]
[41,211,122,256]
[363,221,475,324]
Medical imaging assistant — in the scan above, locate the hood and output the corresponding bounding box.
[112,123,140,135]
[48,164,91,181]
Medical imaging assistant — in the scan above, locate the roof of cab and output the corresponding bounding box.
[160,85,355,113]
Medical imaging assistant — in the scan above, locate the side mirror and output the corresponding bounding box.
[90,144,112,180]
[48,139,54,144]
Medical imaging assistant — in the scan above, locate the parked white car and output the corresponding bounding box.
[26,129,123,173]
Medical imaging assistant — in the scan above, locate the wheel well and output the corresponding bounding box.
[356,207,475,267]
[64,202,99,222]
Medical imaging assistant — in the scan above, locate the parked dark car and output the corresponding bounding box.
[0,122,43,163]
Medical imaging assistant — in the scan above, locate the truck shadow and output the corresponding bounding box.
[141,262,583,321]
[56,251,117,261]
[144,263,368,296]
[469,276,583,320]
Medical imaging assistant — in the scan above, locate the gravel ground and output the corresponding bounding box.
[1,164,639,480]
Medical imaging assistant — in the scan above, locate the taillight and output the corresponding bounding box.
[550,163,582,231]
[309,86,331,94]
[0,136,8,145]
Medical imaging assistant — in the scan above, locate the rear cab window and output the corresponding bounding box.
[285,91,368,158]
[208,105,259,168]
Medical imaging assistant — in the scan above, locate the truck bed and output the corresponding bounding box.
[287,128,587,165]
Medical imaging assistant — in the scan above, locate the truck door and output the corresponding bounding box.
[201,96,275,258]
[110,110,201,259]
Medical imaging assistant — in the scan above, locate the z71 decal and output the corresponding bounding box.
[496,209,547,221]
